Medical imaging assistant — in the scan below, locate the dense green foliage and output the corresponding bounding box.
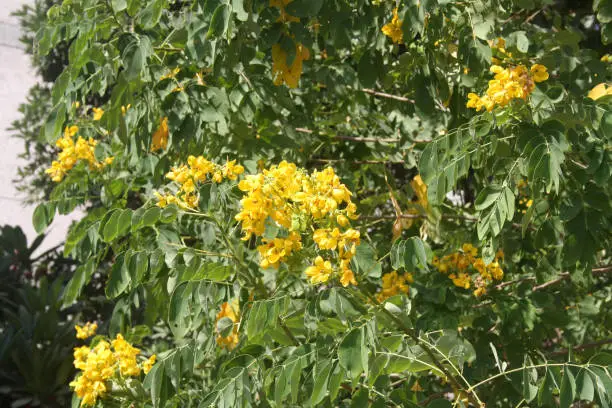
[12,0,612,406]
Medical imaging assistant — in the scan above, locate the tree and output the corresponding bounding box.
[27,0,612,406]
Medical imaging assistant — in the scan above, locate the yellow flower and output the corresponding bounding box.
[75,322,98,339]
[92,107,104,121]
[467,63,548,112]
[195,72,206,86]
[411,174,428,210]
[377,271,413,302]
[234,161,361,283]
[272,42,310,88]
[382,8,403,44]
[340,266,357,287]
[473,286,487,297]
[257,232,302,268]
[70,340,115,407]
[313,228,341,250]
[269,0,299,23]
[221,159,245,181]
[530,64,549,82]
[112,334,141,377]
[305,256,333,284]
[121,104,131,115]
[154,191,179,208]
[160,67,180,81]
[215,300,240,350]
[143,354,156,374]
[411,380,424,392]
[46,127,110,182]
[151,117,169,152]
[588,83,612,100]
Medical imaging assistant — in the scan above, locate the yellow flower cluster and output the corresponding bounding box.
[518,197,533,214]
[376,271,414,302]
[258,231,303,269]
[517,179,533,214]
[601,54,611,63]
[399,175,429,232]
[151,117,169,152]
[270,0,299,23]
[215,300,240,350]
[588,83,612,100]
[382,8,403,44]
[235,161,360,287]
[46,126,113,182]
[271,42,310,88]
[92,107,104,121]
[155,156,244,210]
[489,37,513,65]
[466,64,549,112]
[432,244,504,297]
[70,333,156,406]
[75,322,98,340]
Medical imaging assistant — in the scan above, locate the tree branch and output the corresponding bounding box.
[362,88,416,103]
[295,127,401,143]
[548,339,612,357]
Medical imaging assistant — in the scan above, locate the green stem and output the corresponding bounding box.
[468,362,609,392]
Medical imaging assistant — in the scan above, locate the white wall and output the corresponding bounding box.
[0,1,77,253]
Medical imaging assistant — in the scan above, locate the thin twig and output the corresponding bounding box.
[548,339,612,357]
[310,159,405,165]
[295,127,401,143]
[154,46,184,53]
[532,265,612,291]
[362,88,415,103]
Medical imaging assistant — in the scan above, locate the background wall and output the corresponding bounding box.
[0,1,75,252]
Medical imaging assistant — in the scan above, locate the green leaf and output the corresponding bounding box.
[601,112,612,137]
[560,366,576,408]
[590,366,612,408]
[522,356,538,402]
[129,251,149,286]
[44,103,67,143]
[328,362,345,401]
[310,360,332,405]
[338,327,367,381]
[217,317,234,337]
[353,243,382,278]
[62,259,96,306]
[102,209,121,242]
[207,4,230,39]
[511,31,529,53]
[476,185,515,240]
[32,203,54,234]
[576,369,595,401]
[143,361,164,408]
[106,253,131,298]
[232,0,248,21]
[122,35,152,80]
[160,205,178,223]
[358,51,382,88]
[475,185,503,211]
[142,207,162,228]
[111,0,127,12]
[285,0,323,17]
[538,368,558,407]
[138,0,164,29]
[390,237,429,272]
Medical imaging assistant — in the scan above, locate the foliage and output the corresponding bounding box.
[19,0,612,407]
